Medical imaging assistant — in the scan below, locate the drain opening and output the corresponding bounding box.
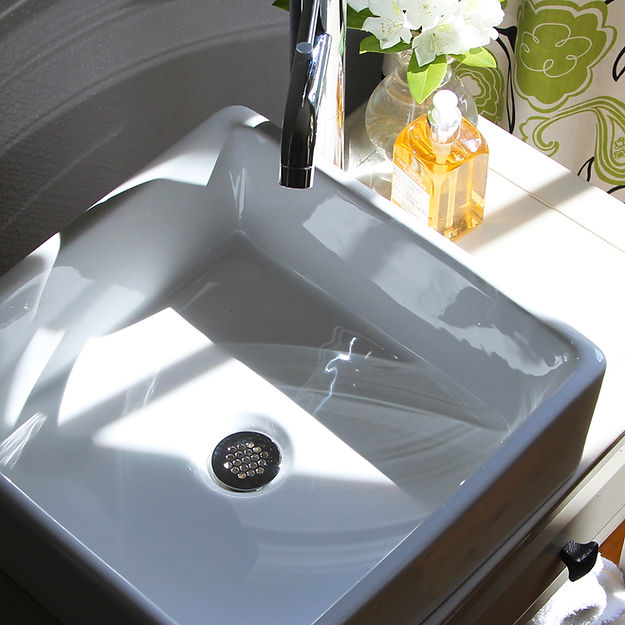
[211,431,281,492]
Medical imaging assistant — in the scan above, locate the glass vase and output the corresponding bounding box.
[364,50,478,160]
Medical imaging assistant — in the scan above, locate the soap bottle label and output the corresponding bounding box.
[391,163,429,222]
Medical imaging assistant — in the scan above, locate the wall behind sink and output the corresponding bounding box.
[0,0,381,276]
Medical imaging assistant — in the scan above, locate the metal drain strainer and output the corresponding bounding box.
[211,431,281,492]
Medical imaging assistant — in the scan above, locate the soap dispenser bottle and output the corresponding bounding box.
[391,90,488,240]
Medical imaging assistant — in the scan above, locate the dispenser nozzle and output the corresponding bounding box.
[428,90,462,143]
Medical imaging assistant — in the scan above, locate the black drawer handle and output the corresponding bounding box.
[560,540,599,581]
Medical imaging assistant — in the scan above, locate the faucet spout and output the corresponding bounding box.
[280,35,331,188]
[280,0,346,189]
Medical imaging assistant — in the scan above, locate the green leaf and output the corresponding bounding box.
[272,0,290,9]
[359,35,412,55]
[346,6,374,29]
[407,54,448,103]
[452,47,497,68]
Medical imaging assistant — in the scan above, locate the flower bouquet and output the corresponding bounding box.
[349,0,504,102]
[274,0,505,103]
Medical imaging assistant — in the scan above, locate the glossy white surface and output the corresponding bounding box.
[0,107,605,625]
[460,118,625,473]
[417,119,625,625]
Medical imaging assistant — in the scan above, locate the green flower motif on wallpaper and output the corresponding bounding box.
[520,97,625,185]
[453,63,505,124]
[515,0,616,111]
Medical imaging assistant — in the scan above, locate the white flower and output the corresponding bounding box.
[455,0,504,42]
[362,0,415,49]
[412,14,481,65]
[404,0,458,31]
[357,0,504,61]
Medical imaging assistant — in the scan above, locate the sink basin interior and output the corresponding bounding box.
[0,111,603,625]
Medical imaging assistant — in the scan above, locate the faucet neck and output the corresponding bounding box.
[280,0,346,189]
[312,0,346,170]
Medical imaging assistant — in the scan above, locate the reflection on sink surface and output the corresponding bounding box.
[0,107,605,625]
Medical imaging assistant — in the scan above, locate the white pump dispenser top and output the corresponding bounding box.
[427,90,462,143]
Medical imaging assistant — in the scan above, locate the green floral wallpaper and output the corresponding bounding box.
[458,0,624,201]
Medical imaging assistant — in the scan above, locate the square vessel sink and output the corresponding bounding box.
[0,107,604,625]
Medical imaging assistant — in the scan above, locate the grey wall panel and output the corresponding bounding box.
[0,0,290,275]
[0,0,381,276]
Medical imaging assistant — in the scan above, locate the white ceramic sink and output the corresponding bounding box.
[0,107,605,625]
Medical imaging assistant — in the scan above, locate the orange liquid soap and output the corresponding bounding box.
[392,90,488,240]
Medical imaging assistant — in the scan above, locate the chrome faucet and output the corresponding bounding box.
[280,0,346,188]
